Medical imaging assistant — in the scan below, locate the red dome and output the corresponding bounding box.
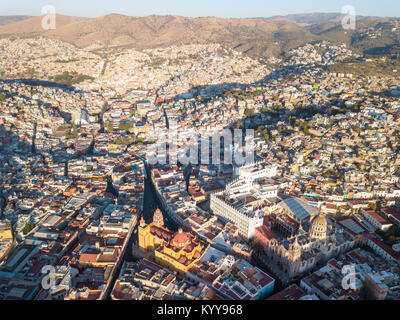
[172,228,191,246]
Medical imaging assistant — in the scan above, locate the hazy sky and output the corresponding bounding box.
[0,0,399,18]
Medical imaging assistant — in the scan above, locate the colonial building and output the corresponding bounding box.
[265,213,355,282]
[210,162,279,239]
[138,209,208,276]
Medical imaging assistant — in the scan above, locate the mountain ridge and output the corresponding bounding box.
[0,13,398,59]
[0,15,32,26]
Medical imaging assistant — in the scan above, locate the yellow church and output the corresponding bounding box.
[138,209,208,276]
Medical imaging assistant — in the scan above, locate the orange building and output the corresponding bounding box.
[138,209,208,276]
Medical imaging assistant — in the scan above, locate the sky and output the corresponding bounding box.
[0,0,399,18]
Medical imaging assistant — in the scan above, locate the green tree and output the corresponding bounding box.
[66,125,78,139]
[244,108,256,119]
[250,238,264,256]
[118,122,133,132]
[135,137,145,145]
[105,122,113,133]
[262,134,270,142]
[23,223,35,235]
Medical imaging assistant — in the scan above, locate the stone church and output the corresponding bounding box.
[266,213,355,280]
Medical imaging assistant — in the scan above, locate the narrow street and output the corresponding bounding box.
[125,162,178,260]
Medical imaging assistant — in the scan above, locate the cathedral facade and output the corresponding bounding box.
[266,213,355,280]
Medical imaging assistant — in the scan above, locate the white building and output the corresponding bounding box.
[210,193,264,239]
[234,161,277,180]
[210,162,278,239]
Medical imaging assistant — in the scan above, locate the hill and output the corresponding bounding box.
[0,16,31,26]
[270,13,343,25]
[0,13,398,59]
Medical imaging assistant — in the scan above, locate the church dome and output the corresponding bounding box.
[313,214,327,228]
[172,228,191,248]
[310,214,328,240]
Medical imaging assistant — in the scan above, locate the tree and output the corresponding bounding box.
[66,125,78,139]
[105,122,113,133]
[376,200,383,212]
[135,137,145,145]
[250,238,264,256]
[115,137,136,145]
[375,225,400,245]
[118,122,133,132]
[262,134,270,142]
[23,223,35,235]
[298,121,311,135]
[244,108,256,119]
[289,116,296,127]
[54,71,93,85]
